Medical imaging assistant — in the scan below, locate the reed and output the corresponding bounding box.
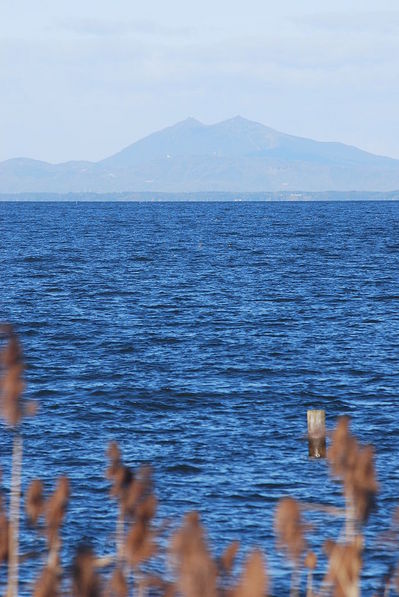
[0,326,393,595]
[0,324,37,596]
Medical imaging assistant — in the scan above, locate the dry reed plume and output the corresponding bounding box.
[0,326,396,595]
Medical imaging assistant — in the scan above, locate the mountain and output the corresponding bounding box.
[2,116,399,193]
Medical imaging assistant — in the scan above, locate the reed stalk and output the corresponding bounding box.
[47,536,60,572]
[116,509,125,562]
[290,566,299,597]
[306,569,313,597]
[7,432,23,597]
[345,494,356,543]
[136,569,146,597]
[301,501,346,517]
[383,577,391,597]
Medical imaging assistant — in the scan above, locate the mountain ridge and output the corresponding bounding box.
[1,116,399,193]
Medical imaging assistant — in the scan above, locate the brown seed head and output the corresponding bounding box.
[170,512,217,597]
[106,567,128,597]
[323,539,335,557]
[233,550,268,597]
[0,328,25,426]
[220,540,240,574]
[125,518,156,566]
[123,478,144,514]
[107,442,121,464]
[0,469,4,513]
[304,551,317,570]
[0,513,9,563]
[33,566,59,597]
[72,546,101,597]
[25,401,39,417]
[26,479,45,525]
[109,464,133,503]
[123,465,153,517]
[351,445,378,522]
[327,417,356,479]
[328,418,378,523]
[106,442,122,479]
[325,541,362,596]
[275,497,307,563]
[136,494,157,522]
[45,476,70,546]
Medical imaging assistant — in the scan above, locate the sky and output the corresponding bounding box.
[1,0,399,163]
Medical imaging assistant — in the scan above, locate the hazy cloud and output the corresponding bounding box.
[1,1,398,162]
[292,10,399,34]
[54,17,195,38]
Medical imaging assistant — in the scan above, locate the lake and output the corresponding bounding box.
[1,200,399,594]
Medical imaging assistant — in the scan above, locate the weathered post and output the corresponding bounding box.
[307,410,326,458]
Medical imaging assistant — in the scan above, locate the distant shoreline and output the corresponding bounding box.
[1,190,399,202]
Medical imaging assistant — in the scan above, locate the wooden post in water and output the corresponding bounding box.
[307,410,326,458]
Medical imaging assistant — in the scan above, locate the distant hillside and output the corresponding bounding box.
[2,191,399,202]
[2,116,399,193]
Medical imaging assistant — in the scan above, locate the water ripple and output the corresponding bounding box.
[1,200,399,594]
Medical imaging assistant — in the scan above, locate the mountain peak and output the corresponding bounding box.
[217,115,275,131]
[217,115,256,126]
[227,115,250,123]
[173,117,204,128]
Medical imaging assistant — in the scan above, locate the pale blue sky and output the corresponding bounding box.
[1,0,399,162]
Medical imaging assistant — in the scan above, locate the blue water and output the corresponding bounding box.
[1,200,399,594]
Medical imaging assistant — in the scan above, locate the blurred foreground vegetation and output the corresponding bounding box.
[0,325,397,596]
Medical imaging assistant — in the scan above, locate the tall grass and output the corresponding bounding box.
[0,325,394,595]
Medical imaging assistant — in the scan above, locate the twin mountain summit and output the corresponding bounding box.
[2,116,399,194]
